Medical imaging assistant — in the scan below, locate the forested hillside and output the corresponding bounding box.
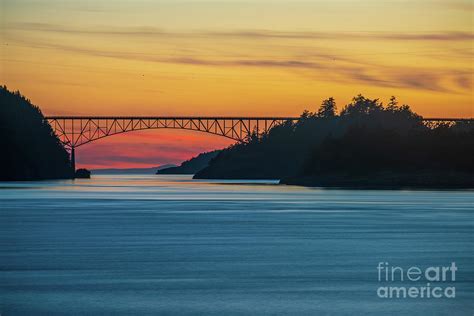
[195,95,474,188]
[0,86,73,180]
[157,150,220,174]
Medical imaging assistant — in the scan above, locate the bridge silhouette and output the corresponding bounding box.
[45,116,472,171]
[46,116,298,170]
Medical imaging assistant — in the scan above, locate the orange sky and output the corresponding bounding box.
[1,0,473,168]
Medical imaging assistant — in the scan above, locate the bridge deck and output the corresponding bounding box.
[45,116,472,121]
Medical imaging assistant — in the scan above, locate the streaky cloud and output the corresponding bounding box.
[435,0,473,11]
[6,35,471,94]
[8,22,474,42]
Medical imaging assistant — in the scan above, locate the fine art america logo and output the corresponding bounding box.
[377,262,457,299]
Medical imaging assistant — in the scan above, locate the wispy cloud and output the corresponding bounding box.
[4,22,472,94]
[7,36,471,93]
[213,30,474,42]
[8,22,474,42]
[435,0,473,11]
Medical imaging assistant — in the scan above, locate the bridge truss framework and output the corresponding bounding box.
[45,116,472,171]
[46,116,297,148]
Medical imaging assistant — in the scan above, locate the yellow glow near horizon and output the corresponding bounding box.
[1,0,473,167]
[2,0,473,117]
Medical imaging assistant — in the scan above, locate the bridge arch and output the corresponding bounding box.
[46,116,297,148]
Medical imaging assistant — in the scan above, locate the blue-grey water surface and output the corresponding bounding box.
[1,175,473,315]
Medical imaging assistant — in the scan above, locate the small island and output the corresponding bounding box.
[75,168,91,179]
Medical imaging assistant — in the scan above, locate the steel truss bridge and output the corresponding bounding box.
[45,116,472,171]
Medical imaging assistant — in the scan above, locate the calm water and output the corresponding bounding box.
[1,175,473,315]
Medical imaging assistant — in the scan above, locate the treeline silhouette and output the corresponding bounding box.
[0,86,73,180]
[195,95,474,187]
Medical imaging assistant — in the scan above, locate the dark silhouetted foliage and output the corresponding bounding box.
[75,168,91,178]
[317,97,337,118]
[0,86,73,180]
[195,95,474,187]
[157,150,220,174]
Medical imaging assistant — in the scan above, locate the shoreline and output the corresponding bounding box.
[280,172,474,190]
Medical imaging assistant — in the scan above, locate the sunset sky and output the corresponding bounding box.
[1,0,473,168]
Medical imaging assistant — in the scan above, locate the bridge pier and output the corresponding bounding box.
[70,146,76,175]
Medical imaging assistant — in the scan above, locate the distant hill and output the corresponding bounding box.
[0,86,73,180]
[92,164,176,175]
[157,150,220,174]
